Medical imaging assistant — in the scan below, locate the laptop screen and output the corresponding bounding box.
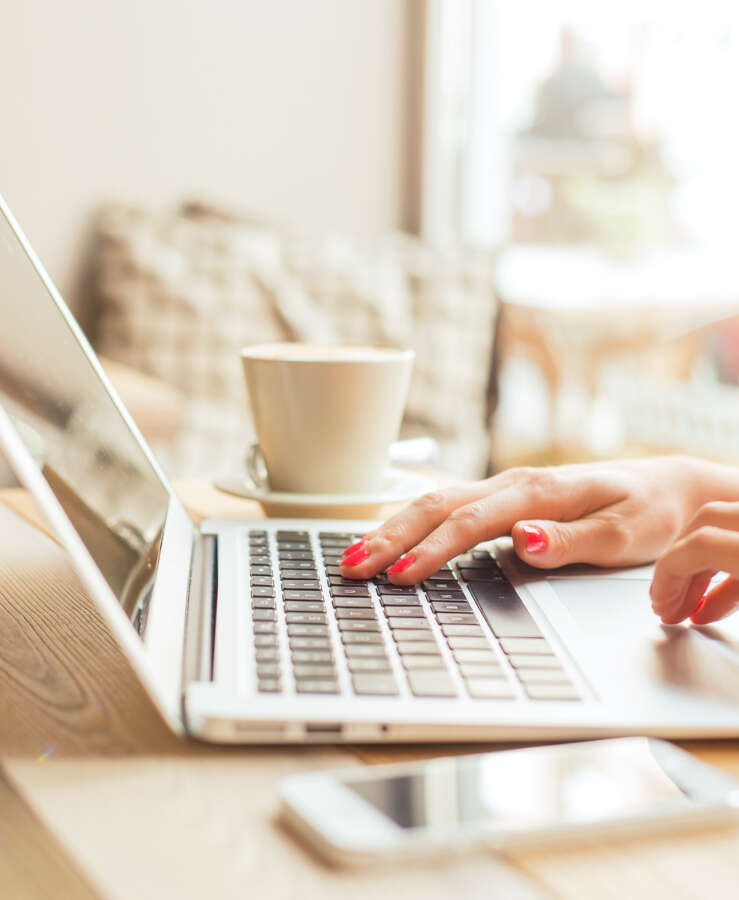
[0,201,172,628]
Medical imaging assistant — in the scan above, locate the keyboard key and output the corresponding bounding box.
[436,613,478,626]
[379,596,422,607]
[276,530,309,539]
[407,670,457,697]
[335,607,377,620]
[338,620,380,633]
[287,624,329,637]
[280,570,319,581]
[293,665,336,679]
[347,657,391,673]
[344,643,388,659]
[515,668,572,684]
[401,655,446,670]
[284,601,324,613]
[276,542,311,552]
[255,647,279,661]
[283,590,323,602]
[457,568,506,583]
[441,624,484,637]
[452,649,497,663]
[295,680,340,694]
[446,636,491,650]
[467,581,543,638]
[291,650,333,664]
[330,585,371,598]
[252,609,276,621]
[431,601,471,614]
[324,565,344,576]
[250,576,274,587]
[426,590,466,602]
[251,586,276,598]
[525,684,580,701]
[278,560,315,571]
[329,576,371,587]
[332,598,373,609]
[396,641,439,655]
[289,636,331,650]
[422,573,457,587]
[387,617,431,630]
[455,556,497,569]
[256,663,281,678]
[254,634,278,647]
[391,629,434,641]
[466,679,516,700]
[507,654,560,669]
[341,631,384,645]
[471,550,494,562]
[381,606,425,618]
[285,612,326,625]
[459,662,504,678]
[249,555,270,566]
[352,674,399,695]
[253,622,277,635]
[278,550,314,561]
[499,637,553,655]
[257,679,282,693]
[251,598,276,609]
[377,584,418,596]
[281,579,321,591]
[250,566,272,576]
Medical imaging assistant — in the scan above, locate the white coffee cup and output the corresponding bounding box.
[240,343,414,494]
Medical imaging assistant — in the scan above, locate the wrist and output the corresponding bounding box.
[675,456,739,511]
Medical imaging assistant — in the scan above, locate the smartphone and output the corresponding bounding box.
[280,738,739,866]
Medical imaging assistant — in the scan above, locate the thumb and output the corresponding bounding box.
[511,516,625,569]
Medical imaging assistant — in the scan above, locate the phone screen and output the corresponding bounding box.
[343,739,729,833]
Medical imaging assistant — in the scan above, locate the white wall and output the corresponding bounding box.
[1,0,414,304]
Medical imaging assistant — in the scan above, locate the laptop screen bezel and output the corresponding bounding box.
[0,194,195,734]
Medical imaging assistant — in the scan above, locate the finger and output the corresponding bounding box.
[510,515,629,568]
[339,481,490,577]
[678,501,739,539]
[690,576,739,625]
[342,466,627,582]
[651,527,739,624]
[385,474,624,584]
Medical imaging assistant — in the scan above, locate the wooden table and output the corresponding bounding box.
[2,483,739,899]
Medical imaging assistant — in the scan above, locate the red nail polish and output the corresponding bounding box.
[388,553,416,574]
[342,539,365,557]
[521,525,547,553]
[342,546,370,567]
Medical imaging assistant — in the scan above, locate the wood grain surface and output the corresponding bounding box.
[4,484,739,900]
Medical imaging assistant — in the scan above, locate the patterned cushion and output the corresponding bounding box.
[91,204,499,479]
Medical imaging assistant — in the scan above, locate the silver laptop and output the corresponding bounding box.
[2,194,739,744]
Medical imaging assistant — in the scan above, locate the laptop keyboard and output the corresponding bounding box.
[246,529,582,702]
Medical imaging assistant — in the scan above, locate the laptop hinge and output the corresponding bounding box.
[182,534,218,685]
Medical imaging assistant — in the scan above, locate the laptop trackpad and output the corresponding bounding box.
[548,577,739,707]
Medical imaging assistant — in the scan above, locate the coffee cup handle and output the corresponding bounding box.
[245,442,270,489]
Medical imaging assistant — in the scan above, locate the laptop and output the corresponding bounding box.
[2,193,739,744]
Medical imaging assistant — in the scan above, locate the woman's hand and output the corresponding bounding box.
[340,458,739,619]
[650,502,739,626]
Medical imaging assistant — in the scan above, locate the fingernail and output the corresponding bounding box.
[388,553,416,574]
[342,546,370,567]
[342,539,365,557]
[521,525,547,553]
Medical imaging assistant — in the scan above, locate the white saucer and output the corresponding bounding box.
[213,467,436,518]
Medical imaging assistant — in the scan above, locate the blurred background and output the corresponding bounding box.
[2,0,739,483]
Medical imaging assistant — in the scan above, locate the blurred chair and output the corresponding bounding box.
[77,203,500,482]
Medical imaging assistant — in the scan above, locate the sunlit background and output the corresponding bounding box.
[2,0,739,482]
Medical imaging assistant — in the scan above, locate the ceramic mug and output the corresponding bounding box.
[241,343,414,494]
